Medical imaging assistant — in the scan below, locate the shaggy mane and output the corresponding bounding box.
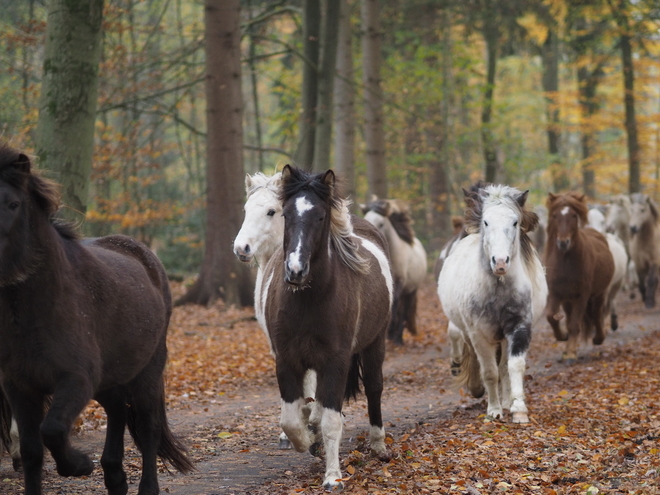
[547,191,589,228]
[0,143,80,240]
[280,166,369,274]
[363,198,416,245]
[246,171,282,198]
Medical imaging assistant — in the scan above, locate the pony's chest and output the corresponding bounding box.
[467,281,532,327]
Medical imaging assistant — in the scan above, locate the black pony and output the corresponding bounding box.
[0,144,193,495]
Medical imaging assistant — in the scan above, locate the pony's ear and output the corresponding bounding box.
[462,188,471,198]
[13,153,31,174]
[647,197,659,221]
[245,174,253,191]
[577,193,586,204]
[359,203,368,214]
[546,192,557,208]
[281,164,293,183]
[515,190,529,208]
[370,194,378,202]
[322,169,335,189]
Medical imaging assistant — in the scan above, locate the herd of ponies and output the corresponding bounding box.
[0,141,657,494]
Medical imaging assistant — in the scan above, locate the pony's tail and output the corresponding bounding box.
[126,387,195,474]
[454,341,485,399]
[344,353,363,402]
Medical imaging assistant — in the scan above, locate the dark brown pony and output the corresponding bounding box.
[0,145,193,495]
[263,165,392,490]
[545,192,615,362]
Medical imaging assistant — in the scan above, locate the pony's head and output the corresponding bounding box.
[234,172,283,264]
[280,165,336,287]
[546,192,588,252]
[361,198,415,245]
[629,193,658,236]
[464,184,535,277]
[605,194,631,234]
[0,144,63,285]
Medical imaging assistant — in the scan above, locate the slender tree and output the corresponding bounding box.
[35,0,104,224]
[333,0,356,201]
[312,0,341,172]
[177,0,252,307]
[361,0,387,198]
[294,0,321,169]
[480,0,500,183]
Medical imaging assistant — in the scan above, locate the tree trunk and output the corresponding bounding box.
[361,0,387,198]
[481,6,499,183]
[312,0,341,172]
[35,0,104,224]
[176,0,252,307]
[294,0,321,169]
[541,30,568,191]
[620,31,640,193]
[333,0,356,202]
[247,0,264,172]
[577,64,602,199]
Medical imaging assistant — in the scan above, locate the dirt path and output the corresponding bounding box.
[0,286,657,494]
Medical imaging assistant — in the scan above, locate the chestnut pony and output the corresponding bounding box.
[545,192,615,362]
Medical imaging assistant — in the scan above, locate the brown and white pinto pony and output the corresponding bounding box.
[262,166,393,490]
[629,193,660,308]
[545,192,615,362]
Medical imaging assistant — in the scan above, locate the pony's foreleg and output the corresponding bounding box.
[545,296,567,341]
[471,335,503,420]
[505,323,532,424]
[278,365,314,453]
[644,264,658,308]
[319,407,344,490]
[40,375,95,478]
[279,370,317,450]
[564,299,587,362]
[447,321,464,377]
[591,293,608,346]
[4,383,46,495]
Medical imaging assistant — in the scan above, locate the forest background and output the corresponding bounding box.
[1,0,659,304]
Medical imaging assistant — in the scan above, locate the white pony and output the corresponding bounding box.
[438,185,547,423]
[586,207,628,330]
[233,172,315,449]
[361,198,428,344]
[629,193,660,308]
[606,194,638,297]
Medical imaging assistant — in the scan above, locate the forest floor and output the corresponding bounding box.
[0,280,659,494]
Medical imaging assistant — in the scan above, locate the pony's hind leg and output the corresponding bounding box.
[95,388,129,495]
[39,375,95,478]
[361,339,388,460]
[447,321,464,376]
[545,296,567,341]
[644,265,658,308]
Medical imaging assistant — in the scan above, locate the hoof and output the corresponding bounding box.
[278,437,292,450]
[56,452,94,477]
[560,353,577,365]
[12,457,21,472]
[592,334,605,345]
[323,479,344,492]
[374,448,391,462]
[309,442,322,458]
[511,412,529,424]
[611,316,618,331]
[450,361,461,376]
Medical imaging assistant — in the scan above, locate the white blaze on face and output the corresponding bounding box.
[561,206,570,216]
[287,234,304,272]
[296,196,313,216]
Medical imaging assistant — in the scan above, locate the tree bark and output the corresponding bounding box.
[620,30,639,193]
[481,3,500,184]
[176,0,252,307]
[361,0,387,198]
[294,0,321,169]
[312,0,341,172]
[35,0,104,224]
[541,30,568,191]
[333,0,356,202]
[577,63,602,199]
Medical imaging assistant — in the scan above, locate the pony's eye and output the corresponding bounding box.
[8,202,19,211]
[484,221,488,227]
[267,209,276,217]
[513,221,518,227]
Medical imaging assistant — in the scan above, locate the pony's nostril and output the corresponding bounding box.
[244,244,250,254]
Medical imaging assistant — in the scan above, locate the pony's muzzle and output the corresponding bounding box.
[630,225,639,236]
[234,244,253,263]
[285,261,310,286]
[556,238,570,251]
[491,256,509,276]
